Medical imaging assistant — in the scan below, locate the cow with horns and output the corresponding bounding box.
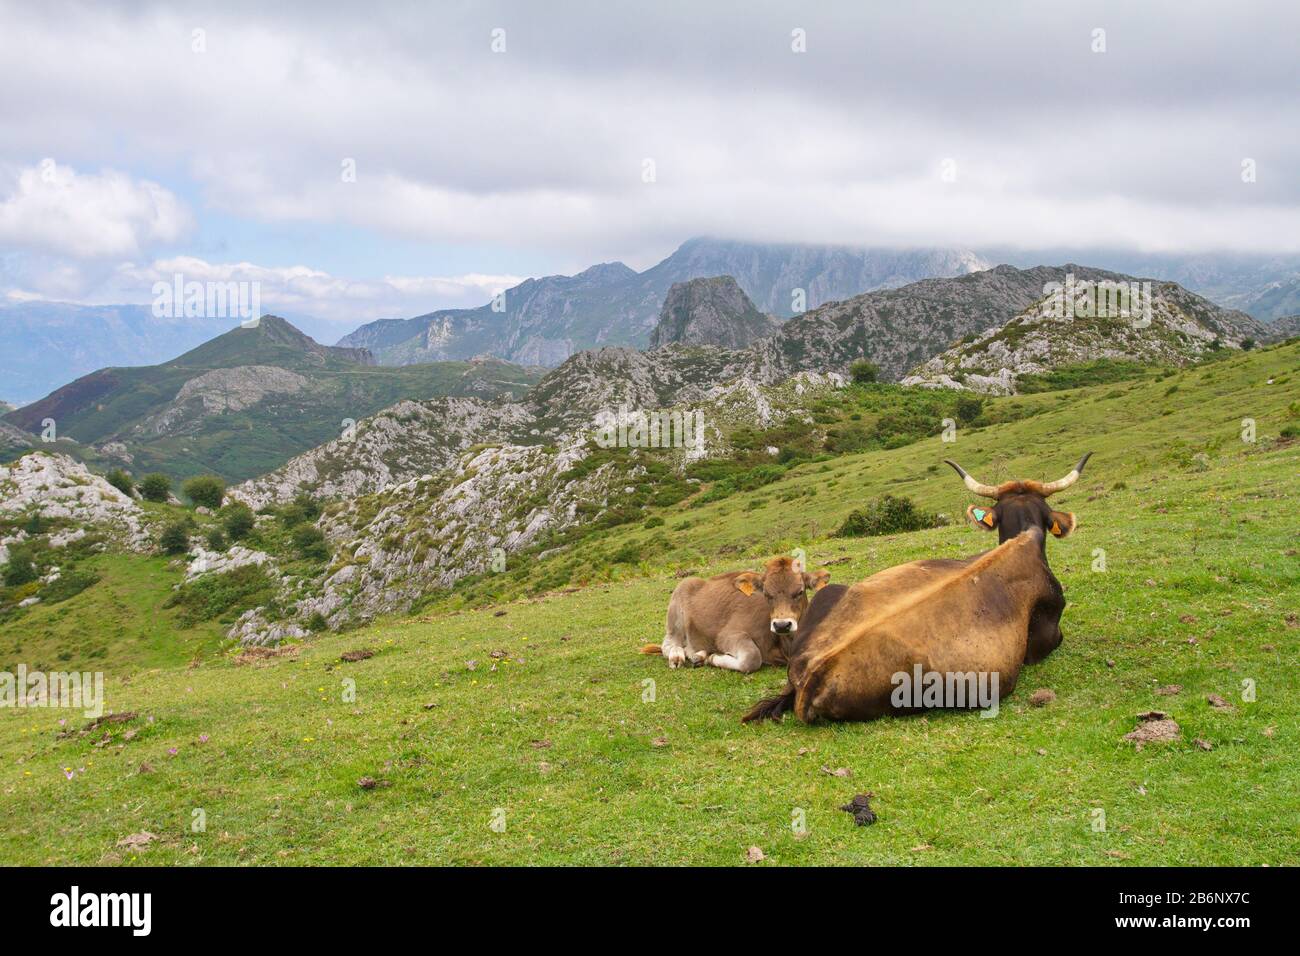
[742,454,1092,724]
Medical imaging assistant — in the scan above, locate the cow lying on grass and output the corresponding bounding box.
[640,556,831,673]
[743,454,1090,722]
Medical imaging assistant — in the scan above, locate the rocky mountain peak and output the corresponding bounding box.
[649,276,779,350]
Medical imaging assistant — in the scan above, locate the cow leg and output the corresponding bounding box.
[707,637,763,674]
[661,631,687,668]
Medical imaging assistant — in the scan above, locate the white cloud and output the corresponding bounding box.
[0,1,1297,269]
[105,257,523,323]
[0,161,191,258]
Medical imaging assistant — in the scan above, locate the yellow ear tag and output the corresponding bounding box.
[737,580,755,596]
[814,578,828,591]
[982,511,995,527]
[1050,519,1061,535]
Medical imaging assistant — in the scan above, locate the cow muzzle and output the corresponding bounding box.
[771,619,796,634]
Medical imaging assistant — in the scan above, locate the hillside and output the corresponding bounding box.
[648,276,779,349]
[337,239,989,366]
[903,279,1265,394]
[1,316,543,482]
[1264,314,1300,342]
[0,340,1295,864]
[747,264,1266,383]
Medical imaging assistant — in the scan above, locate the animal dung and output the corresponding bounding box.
[840,792,877,826]
[1029,688,1056,707]
[340,648,375,663]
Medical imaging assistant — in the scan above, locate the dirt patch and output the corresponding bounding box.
[840,792,877,826]
[1154,684,1182,696]
[1206,693,1234,710]
[1123,711,1181,749]
[340,648,376,663]
[1029,688,1056,707]
[233,645,300,666]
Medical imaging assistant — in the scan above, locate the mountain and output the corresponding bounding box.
[983,249,1300,322]
[337,238,990,366]
[0,302,365,404]
[902,279,1265,394]
[2,316,542,482]
[648,276,778,349]
[1262,314,1300,341]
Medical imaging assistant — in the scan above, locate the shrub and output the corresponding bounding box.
[221,502,256,540]
[835,494,940,538]
[2,547,38,586]
[163,564,278,627]
[182,475,225,509]
[206,528,228,552]
[140,473,172,502]
[159,520,192,555]
[39,569,99,603]
[291,524,330,562]
[954,396,984,424]
[850,361,880,384]
[281,493,321,527]
[105,469,134,497]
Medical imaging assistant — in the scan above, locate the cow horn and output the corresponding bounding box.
[943,459,999,498]
[1036,452,1093,497]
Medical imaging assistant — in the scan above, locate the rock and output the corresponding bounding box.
[0,453,149,551]
[649,276,779,350]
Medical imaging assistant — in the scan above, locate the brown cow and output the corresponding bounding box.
[641,556,831,673]
[743,454,1090,722]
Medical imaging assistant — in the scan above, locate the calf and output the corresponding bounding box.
[641,556,831,673]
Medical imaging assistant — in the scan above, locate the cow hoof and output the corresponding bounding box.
[689,651,708,667]
[666,648,686,668]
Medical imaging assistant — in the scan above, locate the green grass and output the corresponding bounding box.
[0,553,229,674]
[1,342,1297,864]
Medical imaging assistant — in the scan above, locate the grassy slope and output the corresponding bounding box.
[0,344,1297,865]
[1,553,227,675]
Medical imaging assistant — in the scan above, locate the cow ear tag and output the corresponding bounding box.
[737,579,755,596]
[973,508,995,527]
[1050,518,1062,536]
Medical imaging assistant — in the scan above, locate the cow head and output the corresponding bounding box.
[943,453,1092,545]
[734,556,831,641]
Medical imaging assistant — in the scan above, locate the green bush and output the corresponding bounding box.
[221,502,256,540]
[955,396,984,424]
[105,468,134,497]
[280,493,321,527]
[159,520,192,555]
[291,524,330,562]
[140,473,172,502]
[206,528,228,552]
[39,569,100,604]
[163,564,278,627]
[835,494,940,538]
[2,546,38,586]
[182,475,226,509]
[850,361,880,384]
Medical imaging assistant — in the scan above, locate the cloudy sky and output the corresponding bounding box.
[1,0,1296,331]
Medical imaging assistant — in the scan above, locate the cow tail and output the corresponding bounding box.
[638,643,662,655]
[741,683,796,723]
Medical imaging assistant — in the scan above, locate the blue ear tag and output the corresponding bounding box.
[973,508,986,521]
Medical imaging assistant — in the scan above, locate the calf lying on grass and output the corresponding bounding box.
[640,556,831,673]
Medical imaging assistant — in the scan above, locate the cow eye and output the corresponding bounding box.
[791,591,803,599]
